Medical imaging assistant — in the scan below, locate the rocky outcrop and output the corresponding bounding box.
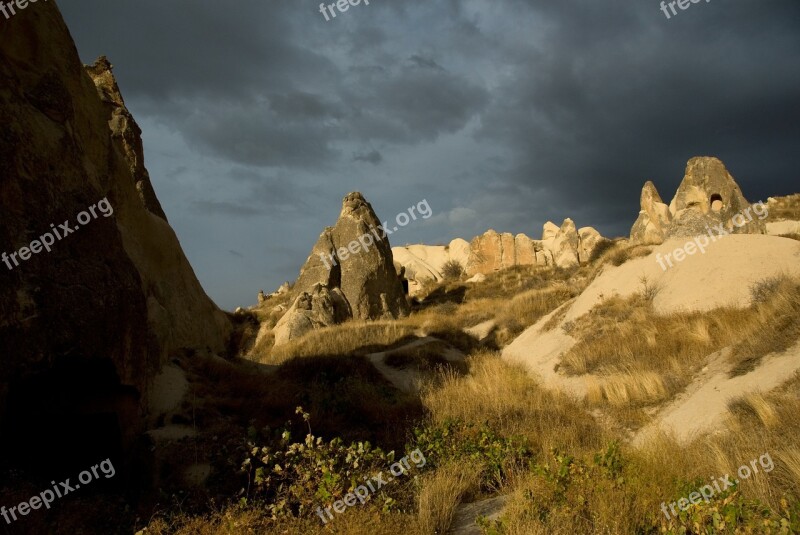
[542,221,560,240]
[667,157,763,238]
[395,219,606,290]
[86,57,168,221]
[578,227,604,264]
[550,219,580,269]
[391,238,470,294]
[0,3,230,457]
[630,181,672,245]
[273,284,351,346]
[466,230,518,275]
[293,192,408,321]
[629,157,767,244]
[765,195,800,237]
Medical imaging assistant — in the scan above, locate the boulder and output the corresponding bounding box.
[629,181,672,245]
[273,284,351,346]
[293,192,408,321]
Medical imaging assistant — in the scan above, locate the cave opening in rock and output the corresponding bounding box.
[710,193,724,212]
[1,357,138,487]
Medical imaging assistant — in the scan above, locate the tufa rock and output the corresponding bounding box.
[0,3,230,456]
[666,157,764,238]
[273,283,351,346]
[551,218,580,269]
[86,56,168,221]
[293,192,408,321]
[391,238,471,296]
[466,230,518,275]
[630,181,673,245]
[577,227,605,264]
[542,221,560,241]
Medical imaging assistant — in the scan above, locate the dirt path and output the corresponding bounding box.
[366,336,466,392]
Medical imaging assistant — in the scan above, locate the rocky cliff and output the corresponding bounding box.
[0,2,231,457]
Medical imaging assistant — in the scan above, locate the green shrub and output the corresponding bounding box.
[441,260,466,280]
[240,408,419,519]
[412,419,532,491]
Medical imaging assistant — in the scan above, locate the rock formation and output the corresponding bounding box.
[765,194,800,237]
[578,227,604,264]
[549,218,581,269]
[629,181,672,245]
[273,284,351,346]
[392,238,470,294]
[630,157,766,244]
[0,3,230,463]
[292,192,408,321]
[667,157,764,238]
[394,219,606,292]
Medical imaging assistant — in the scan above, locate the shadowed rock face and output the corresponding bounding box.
[0,2,230,450]
[294,192,408,321]
[273,283,351,346]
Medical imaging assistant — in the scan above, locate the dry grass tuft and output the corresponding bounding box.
[263,321,419,364]
[594,372,671,407]
[417,463,480,535]
[729,274,800,375]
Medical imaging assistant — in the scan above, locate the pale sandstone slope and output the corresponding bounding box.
[503,234,800,439]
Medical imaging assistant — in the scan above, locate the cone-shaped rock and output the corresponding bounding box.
[294,192,408,320]
[630,181,672,245]
[666,157,764,237]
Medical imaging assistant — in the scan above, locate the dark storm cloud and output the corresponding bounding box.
[353,150,383,165]
[57,0,800,308]
[192,200,265,218]
[476,1,800,235]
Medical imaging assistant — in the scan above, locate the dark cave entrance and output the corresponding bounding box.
[2,357,139,487]
[710,193,724,212]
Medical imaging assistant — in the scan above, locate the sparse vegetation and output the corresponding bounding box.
[143,270,800,535]
[440,259,466,280]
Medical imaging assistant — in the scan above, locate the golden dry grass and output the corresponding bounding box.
[145,267,800,535]
[421,351,605,453]
[416,463,481,535]
[260,320,420,364]
[729,274,800,375]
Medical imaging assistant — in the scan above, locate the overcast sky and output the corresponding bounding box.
[58,0,800,310]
